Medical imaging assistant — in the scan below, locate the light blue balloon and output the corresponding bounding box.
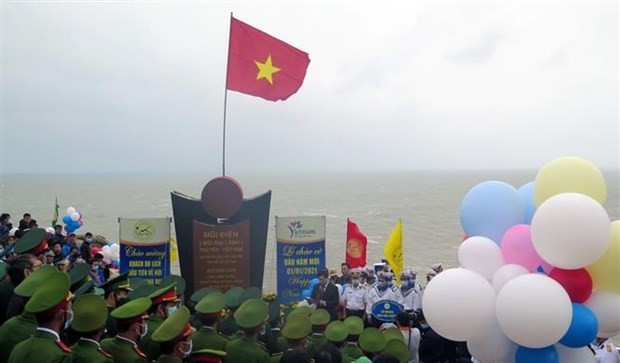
[518,181,536,224]
[310,278,320,287]
[460,181,526,243]
[516,346,558,363]
[301,289,311,299]
[559,303,598,348]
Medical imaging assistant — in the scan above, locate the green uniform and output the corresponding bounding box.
[307,333,327,357]
[71,338,114,363]
[8,329,72,363]
[100,336,147,363]
[154,356,182,363]
[341,342,364,359]
[218,315,239,337]
[104,306,117,338]
[265,328,282,355]
[0,312,37,363]
[193,326,230,352]
[0,280,15,325]
[139,314,164,361]
[225,335,270,363]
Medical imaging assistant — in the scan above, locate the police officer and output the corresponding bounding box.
[307,309,329,356]
[190,349,227,363]
[324,321,354,363]
[151,306,194,363]
[70,294,114,363]
[140,283,182,361]
[193,290,230,352]
[100,297,151,363]
[218,286,244,338]
[342,316,364,360]
[358,328,386,360]
[225,298,271,363]
[271,314,311,363]
[100,272,133,338]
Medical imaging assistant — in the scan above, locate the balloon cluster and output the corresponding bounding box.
[62,207,83,233]
[301,278,320,299]
[101,242,121,266]
[423,156,618,363]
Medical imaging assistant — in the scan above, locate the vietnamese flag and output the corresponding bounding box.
[226,17,310,102]
[346,218,368,268]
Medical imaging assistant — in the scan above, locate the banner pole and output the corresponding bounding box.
[222,13,234,177]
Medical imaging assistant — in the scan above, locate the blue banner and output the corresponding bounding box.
[371,300,404,322]
[120,243,170,285]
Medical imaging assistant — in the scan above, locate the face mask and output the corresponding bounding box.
[138,323,148,338]
[64,310,74,330]
[259,324,266,336]
[378,282,388,290]
[85,238,92,243]
[367,277,375,284]
[180,340,192,358]
[352,279,360,287]
[166,306,178,317]
[408,280,416,288]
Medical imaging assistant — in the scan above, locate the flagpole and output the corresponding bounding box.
[222,12,233,177]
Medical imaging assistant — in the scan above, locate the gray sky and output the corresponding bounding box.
[1,0,618,174]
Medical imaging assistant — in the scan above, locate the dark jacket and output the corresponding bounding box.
[311,282,339,322]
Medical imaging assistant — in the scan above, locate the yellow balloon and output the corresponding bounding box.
[534,156,607,207]
[587,220,620,293]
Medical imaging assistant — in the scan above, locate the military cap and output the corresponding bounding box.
[325,321,348,343]
[111,296,151,325]
[238,286,261,306]
[148,282,180,305]
[73,280,95,298]
[72,293,108,332]
[14,264,57,297]
[190,287,216,303]
[99,272,132,295]
[68,263,91,290]
[359,328,386,353]
[128,283,157,300]
[190,349,227,363]
[0,262,6,280]
[344,316,364,336]
[282,315,311,340]
[14,229,48,255]
[286,305,312,322]
[25,271,72,317]
[224,286,245,308]
[384,339,408,363]
[152,306,192,343]
[160,274,186,296]
[233,298,268,329]
[383,327,404,343]
[129,277,147,290]
[310,309,330,326]
[196,291,225,315]
[267,301,281,324]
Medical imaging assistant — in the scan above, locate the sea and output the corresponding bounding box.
[1,170,618,292]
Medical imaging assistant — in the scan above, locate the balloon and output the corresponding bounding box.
[62,215,72,225]
[70,212,80,222]
[460,181,526,243]
[559,303,598,348]
[555,344,596,363]
[496,274,572,348]
[422,268,496,341]
[458,236,505,280]
[531,193,611,269]
[66,225,75,233]
[301,289,311,299]
[518,182,536,224]
[70,221,80,230]
[66,207,76,215]
[310,278,320,287]
[515,346,558,363]
[501,224,544,272]
[587,220,620,293]
[534,156,607,207]
[467,318,517,362]
[492,264,529,293]
[584,291,620,336]
[548,268,592,303]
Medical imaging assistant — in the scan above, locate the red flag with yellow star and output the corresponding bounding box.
[226,17,310,101]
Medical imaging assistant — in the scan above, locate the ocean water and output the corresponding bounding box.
[1,170,618,292]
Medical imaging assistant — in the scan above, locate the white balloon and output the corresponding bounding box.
[70,212,80,222]
[585,291,620,336]
[531,193,611,269]
[555,344,596,363]
[492,264,529,293]
[467,318,517,363]
[423,268,496,341]
[496,273,572,348]
[458,236,505,280]
[66,207,76,214]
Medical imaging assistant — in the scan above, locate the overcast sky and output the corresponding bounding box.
[1,0,618,174]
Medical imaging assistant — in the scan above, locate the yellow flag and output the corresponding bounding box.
[384,219,403,283]
[170,236,179,263]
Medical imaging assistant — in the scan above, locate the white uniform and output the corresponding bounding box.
[341,284,366,312]
[593,339,620,363]
[396,286,422,312]
[365,285,398,316]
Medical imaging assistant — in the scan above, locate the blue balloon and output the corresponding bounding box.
[518,182,536,224]
[516,346,558,363]
[460,181,526,243]
[66,225,75,233]
[301,289,311,299]
[310,278,320,287]
[560,303,598,348]
[62,215,72,225]
[70,220,80,230]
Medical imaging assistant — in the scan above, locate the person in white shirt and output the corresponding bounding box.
[341,268,366,319]
[395,311,420,363]
[592,337,620,363]
[364,271,398,327]
[396,270,422,313]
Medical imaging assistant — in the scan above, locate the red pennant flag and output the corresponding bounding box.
[346,219,368,268]
[226,17,310,102]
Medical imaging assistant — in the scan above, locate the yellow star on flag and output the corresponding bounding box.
[254,54,280,85]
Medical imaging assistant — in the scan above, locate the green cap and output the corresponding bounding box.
[190,349,227,361]
[359,328,386,353]
[73,280,95,298]
[99,272,132,295]
[111,297,151,324]
[148,282,180,305]
[128,284,157,300]
[225,286,245,308]
[190,287,216,303]
[0,262,7,280]
[286,305,312,322]
[310,309,330,326]
[25,271,71,315]
[72,293,108,332]
[152,306,192,343]
[344,316,364,336]
[160,274,186,295]
[239,286,261,306]
[383,327,404,343]
[282,315,311,340]
[14,229,48,255]
[267,301,281,324]
[196,291,225,315]
[234,298,268,329]
[129,277,147,291]
[68,263,91,291]
[14,265,57,297]
[325,321,348,343]
[384,339,409,363]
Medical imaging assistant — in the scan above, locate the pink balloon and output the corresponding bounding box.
[501,224,544,272]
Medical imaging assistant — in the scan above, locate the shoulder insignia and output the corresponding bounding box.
[271,352,284,358]
[132,345,147,358]
[55,339,72,353]
[98,348,114,359]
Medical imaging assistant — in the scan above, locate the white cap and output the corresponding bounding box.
[45,227,55,234]
[8,227,18,237]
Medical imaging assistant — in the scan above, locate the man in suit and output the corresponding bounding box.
[309,268,339,322]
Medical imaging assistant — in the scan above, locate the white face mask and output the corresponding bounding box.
[138,323,148,338]
[64,310,74,330]
[166,305,178,317]
[180,340,192,358]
